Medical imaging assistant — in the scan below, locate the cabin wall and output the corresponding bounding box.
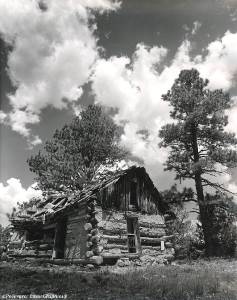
[64,199,103,262]
[97,171,159,214]
[96,207,174,263]
[64,206,87,259]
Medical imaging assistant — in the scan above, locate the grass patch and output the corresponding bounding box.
[0,260,236,299]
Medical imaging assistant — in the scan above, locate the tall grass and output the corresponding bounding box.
[0,262,236,299]
[93,265,234,300]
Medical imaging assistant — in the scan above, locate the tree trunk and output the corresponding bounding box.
[194,174,215,256]
[191,124,214,256]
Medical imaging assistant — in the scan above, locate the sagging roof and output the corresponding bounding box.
[10,166,163,226]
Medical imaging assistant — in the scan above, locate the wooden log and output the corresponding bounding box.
[87,233,92,240]
[141,245,161,250]
[97,219,127,229]
[38,244,53,250]
[101,227,166,238]
[86,241,93,248]
[41,255,103,266]
[93,246,103,255]
[142,235,173,242]
[102,253,139,259]
[86,250,94,258]
[89,255,103,265]
[141,237,160,244]
[103,234,172,245]
[103,244,128,250]
[138,222,166,229]
[140,232,166,238]
[102,228,127,235]
[141,235,173,245]
[163,235,174,240]
[10,254,51,259]
[139,226,166,236]
[91,235,100,244]
[91,228,99,236]
[84,223,93,231]
[102,235,127,244]
[165,242,173,248]
[43,259,69,265]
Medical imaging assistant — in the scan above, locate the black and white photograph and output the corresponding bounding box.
[0,0,237,299]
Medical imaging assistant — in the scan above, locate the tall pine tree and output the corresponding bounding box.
[159,68,237,256]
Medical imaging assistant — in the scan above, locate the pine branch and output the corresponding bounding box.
[201,177,237,195]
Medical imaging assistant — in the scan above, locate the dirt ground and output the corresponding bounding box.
[0,258,236,300]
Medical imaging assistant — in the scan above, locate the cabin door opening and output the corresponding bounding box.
[53,218,67,259]
[127,217,141,253]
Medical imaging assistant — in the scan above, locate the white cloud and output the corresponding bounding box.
[92,31,237,186]
[0,0,120,145]
[196,31,237,91]
[0,178,42,226]
[227,182,237,204]
[225,97,237,137]
[0,111,7,123]
[92,42,190,184]
[76,0,120,11]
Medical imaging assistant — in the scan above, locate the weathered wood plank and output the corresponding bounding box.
[139,227,166,237]
[141,235,173,245]
[139,221,166,228]
[103,243,128,250]
[40,256,103,266]
[102,252,139,258]
[142,245,161,250]
[101,235,127,244]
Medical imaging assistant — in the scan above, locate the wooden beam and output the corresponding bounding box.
[39,255,103,266]
[141,235,173,245]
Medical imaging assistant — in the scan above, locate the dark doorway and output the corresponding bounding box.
[54,218,67,259]
[127,217,141,253]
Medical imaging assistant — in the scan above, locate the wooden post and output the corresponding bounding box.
[161,240,165,251]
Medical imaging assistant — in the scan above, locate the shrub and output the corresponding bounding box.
[203,193,237,257]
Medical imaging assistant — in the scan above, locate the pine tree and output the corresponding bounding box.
[159,68,237,256]
[28,105,127,193]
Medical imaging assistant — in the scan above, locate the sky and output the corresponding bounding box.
[1,0,237,225]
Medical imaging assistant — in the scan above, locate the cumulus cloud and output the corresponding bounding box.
[92,31,237,185]
[0,111,7,123]
[0,0,120,145]
[0,178,42,226]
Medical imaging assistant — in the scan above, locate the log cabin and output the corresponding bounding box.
[9,166,174,266]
